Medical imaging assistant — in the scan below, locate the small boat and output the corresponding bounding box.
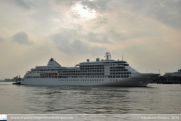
[12,81,21,85]
[12,76,22,85]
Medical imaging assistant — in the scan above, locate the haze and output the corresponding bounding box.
[0,0,181,79]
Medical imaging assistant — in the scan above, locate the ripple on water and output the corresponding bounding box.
[0,83,181,114]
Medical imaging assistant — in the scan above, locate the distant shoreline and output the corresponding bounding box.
[0,81,15,82]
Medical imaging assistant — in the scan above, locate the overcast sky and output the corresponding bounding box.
[0,0,181,79]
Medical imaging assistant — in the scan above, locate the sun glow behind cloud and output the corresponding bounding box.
[71,4,97,19]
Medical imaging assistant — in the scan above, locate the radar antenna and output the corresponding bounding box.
[105,52,111,60]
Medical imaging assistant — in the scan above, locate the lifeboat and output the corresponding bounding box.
[49,73,57,76]
[40,73,49,75]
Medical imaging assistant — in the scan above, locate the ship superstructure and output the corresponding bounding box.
[21,52,159,86]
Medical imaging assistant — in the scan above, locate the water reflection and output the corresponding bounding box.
[22,86,131,114]
[0,83,181,114]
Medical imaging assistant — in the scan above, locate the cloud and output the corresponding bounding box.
[0,0,181,79]
[122,0,181,30]
[53,0,78,7]
[12,32,31,44]
[50,28,107,55]
[0,0,34,10]
[51,28,77,46]
[81,0,110,12]
[0,37,4,42]
[81,0,98,10]
[13,0,33,10]
[86,32,110,43]
[58,39,107,55]
[70,39,89,53]
[152,1,181,30]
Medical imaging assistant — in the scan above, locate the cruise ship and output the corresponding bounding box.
[21,52,159,86]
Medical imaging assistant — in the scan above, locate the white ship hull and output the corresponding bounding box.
[21,53,160,87]
[21,73,159,87]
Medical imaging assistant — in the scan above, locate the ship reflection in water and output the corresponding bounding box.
[0,82,181,114]
[27,86,131,114]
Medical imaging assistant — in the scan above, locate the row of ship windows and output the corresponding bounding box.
[79,69,128,72]
[27,76,109,78]
[31,69,128,73]
[59,73,129,76]
[80,68,126,70]
[29,73,130,76]
[60,70,128,73]
[59,78,128,81]
[80,65,104,67]
[33,66,128,71]
[110,67,125,69]
[30,71,130,74]
[59,79,105,81]
[32,68,80,71]
[80,67,126,69]
[80,68,104,69]
[62,70,128,73]
[111,69,128,71]
[110,76,130,78]
[81,66,125,68]
[80,64,127,68]
[63,70,105,72]
[59,73,130,74]
[110,72,130,74]
[76,69,105,71]
[59,73,104,75]
[25,76,130,78]
[32,69,63,71]
[26,78,128,81]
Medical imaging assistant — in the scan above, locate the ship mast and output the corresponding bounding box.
[105,52,111,60]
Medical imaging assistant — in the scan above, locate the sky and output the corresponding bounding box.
[0,0,181,79]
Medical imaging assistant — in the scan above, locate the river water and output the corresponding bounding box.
[0,82,181,114]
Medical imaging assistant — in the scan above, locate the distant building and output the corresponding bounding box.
[164,69,181,77]
[4,76,18,82]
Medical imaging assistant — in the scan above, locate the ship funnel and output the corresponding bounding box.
[47,58,61,67]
